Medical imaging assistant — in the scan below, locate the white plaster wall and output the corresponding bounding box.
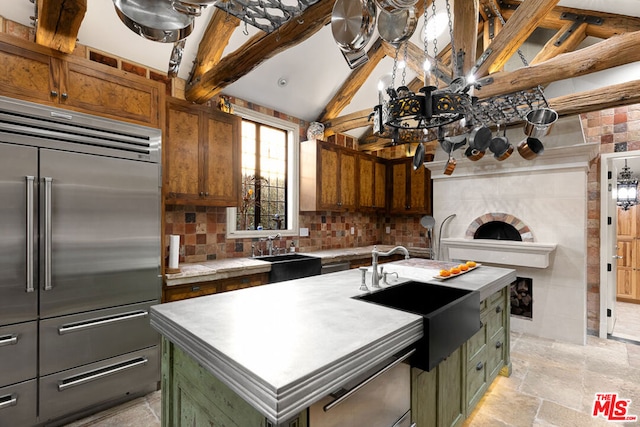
[433,168,588,344]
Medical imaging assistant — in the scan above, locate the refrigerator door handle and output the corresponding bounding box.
[26,176,35,293]
[43,176,53,291]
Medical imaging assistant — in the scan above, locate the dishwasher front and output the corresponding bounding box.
[309,349,415,427]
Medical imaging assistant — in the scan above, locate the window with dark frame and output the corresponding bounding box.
[237,119,288,231]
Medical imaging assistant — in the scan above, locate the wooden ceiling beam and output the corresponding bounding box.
[549,80,640,117]
[474,0,560,76]
[501,0,640,38]
[185,0,333,103]
[35,0,86,54]
[453,0,479,76]
[475,29,640,99]
[189,9,240,83]
[530,21,587,65]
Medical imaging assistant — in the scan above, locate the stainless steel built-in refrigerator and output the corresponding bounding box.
[0,96,161,426]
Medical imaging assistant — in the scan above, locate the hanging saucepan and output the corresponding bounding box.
[468,123,492,151]
[523,108,558,138]
[377,6,418,46]
[517,136,545,160]
[489,125,513,161]
[375,0,417,12]
[331,0,377,68]
[170,0,216,16]
[413,142,425,171]
[113,0,194,43]
[464,146,485,161]
[439,135,466,154]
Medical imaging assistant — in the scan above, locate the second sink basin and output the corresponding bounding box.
[355,281,481,371]
[254,253,322,283]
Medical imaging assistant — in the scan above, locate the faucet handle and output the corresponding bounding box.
[358,267,369,291]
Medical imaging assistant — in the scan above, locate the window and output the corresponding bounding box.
[226,106,299,238]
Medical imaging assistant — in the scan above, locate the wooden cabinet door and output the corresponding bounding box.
[318,144,340,209]
[339,150,357,210]
[616,238,639,302]
[0,36,57,105]
[61,57,162,127]
[390,160,408,213]
[165,102,202,202]
[358,155,375,209]
[389,159,432,215]
[374,159,387,210]
[202,110,240,206]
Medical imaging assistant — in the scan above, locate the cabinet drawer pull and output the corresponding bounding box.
[476,361,484,371]
[495,341,503,349]
[50,90,58,97]
[495,305,502,313]
[58,310,148,335]
[323,348,416,412]
[0,334,18,347]
[58,357,148,391]
[61,93,68,100]
[0,394,17,410]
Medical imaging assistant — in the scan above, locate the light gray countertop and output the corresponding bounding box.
[165,245,431,286]
[151,260,515,424]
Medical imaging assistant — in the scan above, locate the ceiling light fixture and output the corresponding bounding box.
[617,159,638,211]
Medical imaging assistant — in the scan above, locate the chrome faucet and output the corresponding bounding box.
[266,233,281,256]
[371,245,409,289]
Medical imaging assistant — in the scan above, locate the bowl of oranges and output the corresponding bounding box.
[436,261,479,279]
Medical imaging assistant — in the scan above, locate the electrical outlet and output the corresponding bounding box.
[386,226,391,234]
[350,227,355,235]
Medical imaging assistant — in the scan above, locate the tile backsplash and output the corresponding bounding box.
[164,205,429,264]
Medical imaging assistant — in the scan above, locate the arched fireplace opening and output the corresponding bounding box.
[473,221,523,241]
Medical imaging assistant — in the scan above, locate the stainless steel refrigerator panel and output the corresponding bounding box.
[0,321,37,387]
[38,346,159,423]
[40,301,159,376]
[0,379,37,427]
[39,149,161,318]
[0,143,38,325]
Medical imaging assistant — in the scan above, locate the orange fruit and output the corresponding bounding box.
[439,269,451,277]
[459,264,469,271]
[466,261,477,268]
[450,267,461,275]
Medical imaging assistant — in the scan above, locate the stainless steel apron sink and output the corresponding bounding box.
[254,253,322,283]
[355,281,481,371]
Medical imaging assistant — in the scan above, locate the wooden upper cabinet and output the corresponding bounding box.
[300,140,357,212]
[358,153,386,212]
[0,33,163,127]
[389,158,432,215]
[164,98,240,206]
[616,205,640,303]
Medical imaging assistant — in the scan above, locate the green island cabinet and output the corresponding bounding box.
[160,286,510,427]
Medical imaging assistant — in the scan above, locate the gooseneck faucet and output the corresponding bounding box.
[371,245,409,289]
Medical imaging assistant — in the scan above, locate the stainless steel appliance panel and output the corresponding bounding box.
[40,301,159,376]
[0,379,37,427]
[39,148,160,318]
[0,321,37,387]
[0,143,38,325]
[38,346,160,422]
[309,361,411,427]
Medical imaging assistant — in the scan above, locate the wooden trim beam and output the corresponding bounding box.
[36,0,86,54]
[475,0,560,76]
[549,80,640,117]
[475,29,640,99]
[189,9,240,83]
[185,0,333,103]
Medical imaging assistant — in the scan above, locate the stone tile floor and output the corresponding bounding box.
[65,332,640,426]
[611,301,640,343]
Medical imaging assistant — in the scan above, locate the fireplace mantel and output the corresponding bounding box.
[441,238,557,268]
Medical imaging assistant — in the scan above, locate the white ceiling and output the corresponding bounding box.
[1,0,640,135]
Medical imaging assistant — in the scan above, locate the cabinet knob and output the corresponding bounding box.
[204,192,209,196]
[61,93,68,100]
[199,192,203,196]
[50,90,58,97]
[495,341,502,349]
[476,361,484,371]
[496,305,502,313]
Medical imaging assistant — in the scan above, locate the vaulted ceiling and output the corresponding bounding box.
[3,0,640,151]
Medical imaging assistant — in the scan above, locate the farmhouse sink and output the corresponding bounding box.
[254,253,322,283]
[355,281,481,371]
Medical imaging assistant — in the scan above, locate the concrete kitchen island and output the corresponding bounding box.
[150,260,516,427]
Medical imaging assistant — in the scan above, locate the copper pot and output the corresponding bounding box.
[464,146,485,161]
[524,108,558,138]
[444,157,456,175]
[517,137,545,160]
